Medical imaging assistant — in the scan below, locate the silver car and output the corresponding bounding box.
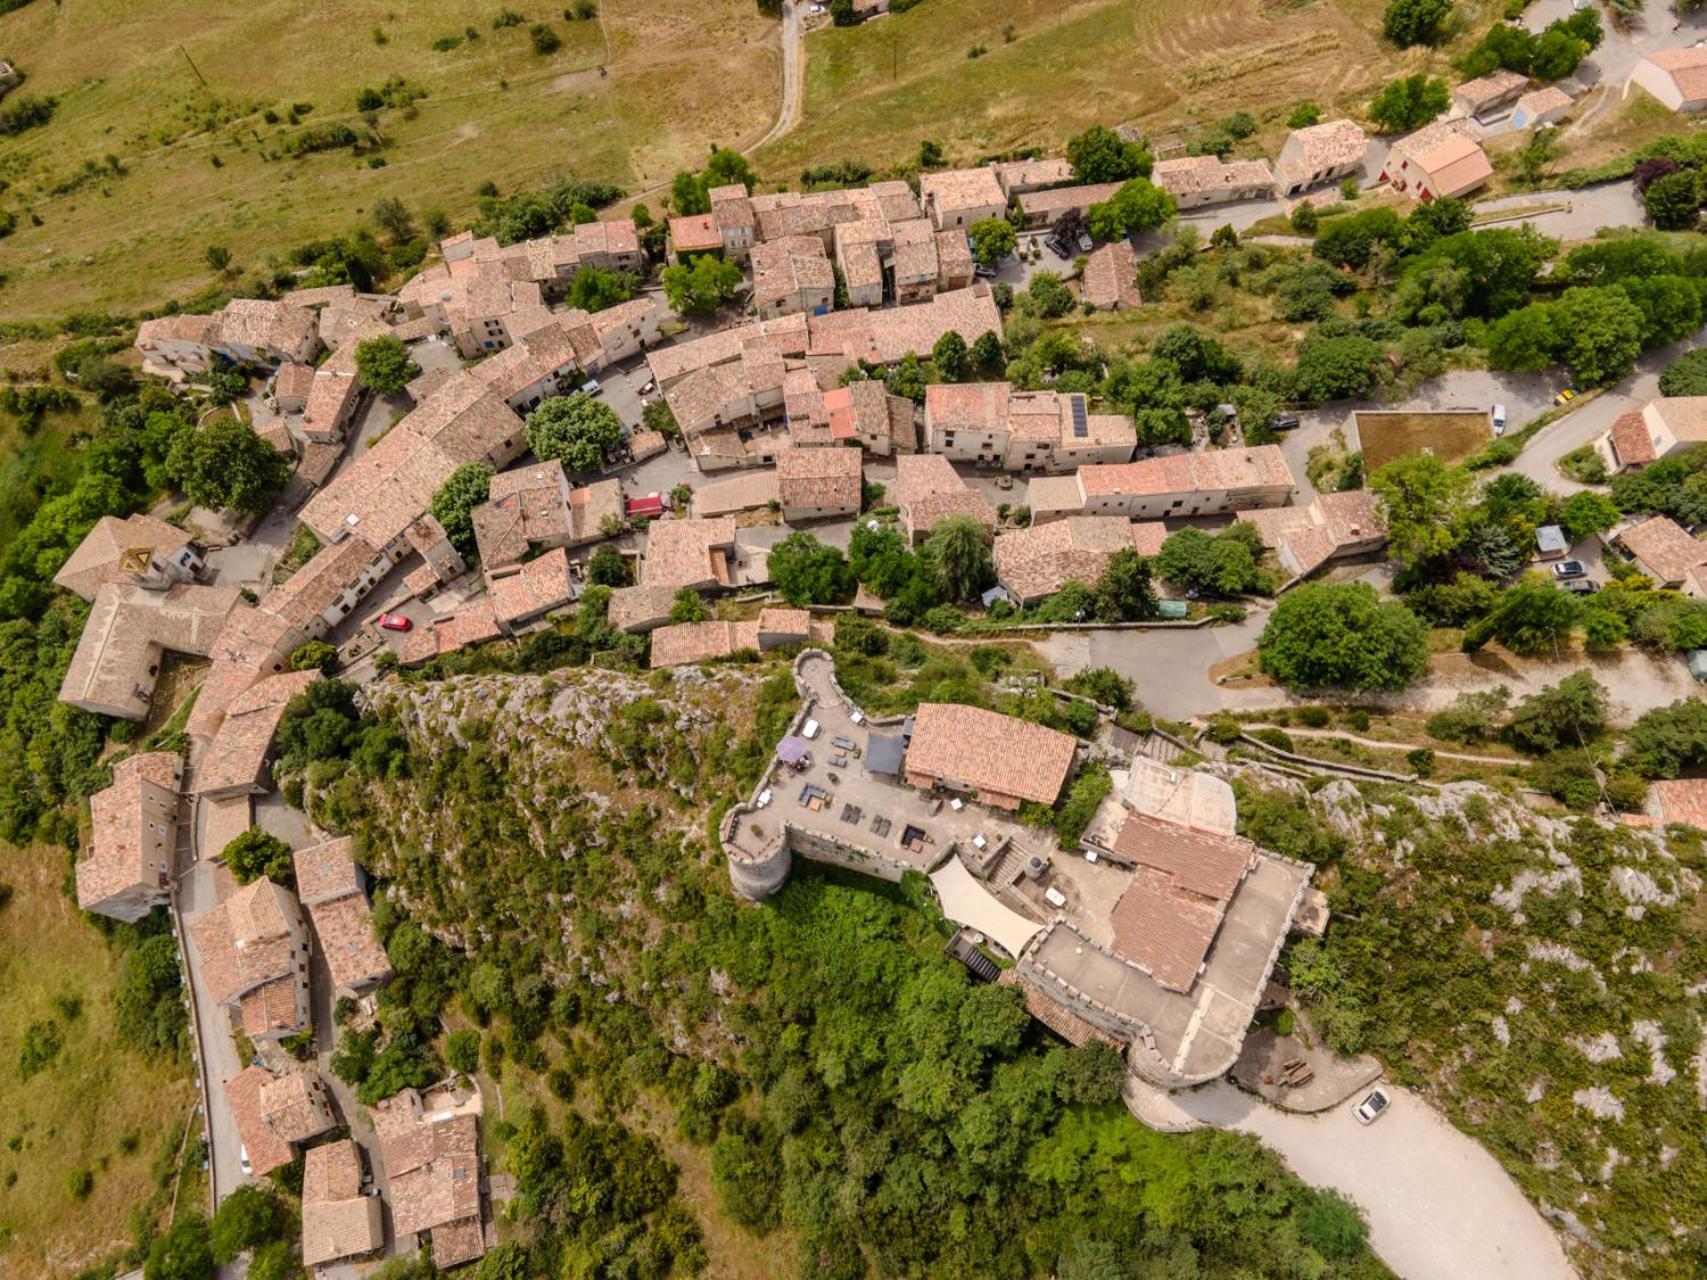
[1354,1087,1391,1125]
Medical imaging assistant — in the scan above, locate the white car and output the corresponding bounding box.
[801,718,821,740]
[239,1144,252,1175]
[1354,1087,1391,1125]
[579,378,603,398]
[1491,403,1507,435]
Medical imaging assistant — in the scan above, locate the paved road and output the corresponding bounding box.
[1472,181,1644,243]
[1175,1083,1579,1280]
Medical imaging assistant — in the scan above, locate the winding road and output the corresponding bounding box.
[749,0,806,154]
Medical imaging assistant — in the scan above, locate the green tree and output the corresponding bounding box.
[1660,347,1707,397]
[446,1027,481,1075]
[113,934,188,1055]
[1505,670,1608,754]
[1086,178,1175,242]
[1291,333,1385,401]
[1553,286,1645,387]
[1300,1188,1370,1258]
[167,420,292,516]
[970,330,1004,374]
[662,254,743,313]
[221,829,295,886]
[525,394,623,473]
[564,267,639,312]
[1257,582,1429,691]
[1371,452,1472,570]
[932,330,970,382]
[1622,698,1707,778]
[1383,0,1452,45]
[429,462,494,559]
[587,545,629,586]
[924,515,994,602]
[669,587,709,623]
[1464,575,1582,655]
[1092,548,1158,621]
[1065,124,1153,183]
[211,1183,288,1263]
[1287,101,1321,128]
[146,1213,214,1280]
[290,639,340,674]
[967,217,1017,267]
[353,336,419,395]
[1368,74,1450,132]
[1486,302,1560,373]
[768,533,855,605]
[371,195,416,241]
[1155,526,1266,595]
[1558,489,1620,543]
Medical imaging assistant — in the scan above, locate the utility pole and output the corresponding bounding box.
[178,44,207,89]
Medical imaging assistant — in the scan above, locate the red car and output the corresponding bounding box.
[376,612,413,632]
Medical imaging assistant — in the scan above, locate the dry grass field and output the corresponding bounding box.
[1353,408,1492,471]
[0,0,778,319]
[0,843,196,1278]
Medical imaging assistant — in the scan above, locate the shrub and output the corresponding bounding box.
[221,829,295,886]
[446,1028,481,1076]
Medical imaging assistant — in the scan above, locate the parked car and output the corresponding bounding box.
[239,1145,252,1176]
[1561,578,1600,594]
[1075,231,1094,253]
[376,612,413,632]
[580,378,603,397]
[638,378,656,395]
[1268,413,1302,432]
[1554,388,1578,406]
[1044,236,1070,260]
[1552,560,1587,580]
[973,264,998,280]
[1354,1088,1391,1125]
[1492,403,1507,435]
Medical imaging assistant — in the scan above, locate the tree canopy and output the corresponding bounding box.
[353,335,419,395]
[1258,582,1430,691]
[1368,74,1450,132]
[968,217,1017,267]
[662,254,744,313]
[1383,0,1453,46]
[167,420,293,516]
[1086,178,1175,242]
[768,532,855,605]
[525,394,623,473]
[429,462,494,559]
[1065,125,1153,183]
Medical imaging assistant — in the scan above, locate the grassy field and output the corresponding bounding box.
[755,0,1454,179]
[0,842,196,1278]
[0,397,100,553]
[1354,408,1492,471]
[0,0,778,319]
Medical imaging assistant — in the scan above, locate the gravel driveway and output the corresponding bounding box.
[1178,1082,1579,1280]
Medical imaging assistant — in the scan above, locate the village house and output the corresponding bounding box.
[1613,516,1707,594]
[1595,397,1707,474]
[193,668,322,801]
[668,212,726,263]
[52,513,206,601]
[294,836,394,996]
[821,380,918,455]
[919,166,1008,230]
[706,184,758,259]
[299,320,390,443]
[606,583,681,635]
[1451,69,1529,119]
[991,156,1075,198]
[1272,119,1368,197]
[904,702,1078,810]
[774,445,863,522]
[1236,489,1388,581]
[1381,117,1492,201]
[398,597,504,666]
[135,298,322,378]
[1015,182,1124,229]
[404,514,468,594]
[640,517,742,591]
[59,582,245,720]
[225,1065,337,1178]
[438,223,646,298]
[1152,155,1275,208]
[745,180,921,252]
[893,452,998,545]
[831,216,973,307]
[923,383,1137,473]
[751,235,836,318]
[373,1084,488,1268]
[691,469,781,519]
[993,515,1155,605]
[189,877,311,1044]
[1026,446,1295,523]
[490,546,575,634]
[1630,46,1707,113]
[1079,241,1142,310]
[474,461,572,570]
[272,362,315,414]
[302,1139,385,1268]
[1510,85,1574,129]
[76,751,180,922]
[649,609,810,668]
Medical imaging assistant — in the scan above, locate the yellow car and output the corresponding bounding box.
[1554,388,1578,406]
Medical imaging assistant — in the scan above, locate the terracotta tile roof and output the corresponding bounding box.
[670,213,723,253]
[607,584,678,633]
[994,516,1138,602]
[240,973,302,1038]
[224,1066,294,1176]
[1647,778,1707,829]
[649,620,761,668]
[997,970,1123,1047]
[1410,135,1492,197]
[569,479,623,543]
[1648,395,1707,444]
[642,518,737,590]
[1647,46,1707,103]
[294,836,359,905]
[303,1140,384,1266]
[398,597,503,665]
[310,890,392,992]
[1080,242,1142,309]
[992,157,1075,194]
[373,1091,484,1254]
[926,381,1010,433]
[1016,181,1124,220]
[1077,446,1294,499]
[1453,69,1528,112]
[920,166,1006,216]
[774,445,862,512]
[262,537,382,632]
[752,236,834,311]
[1617,515,1707,586]
[1237,490,1386,578]
[490,545,572,628]
[193,668,321,797]
[77,752,179,913]
[806,287,1001,367]
[692,469,780,518]
[189,877,301,1006]
[259,1070,334,1142]
[220,298,320,358]
[1273,118,1367,187]
[1516,85,1572,116]
[903,702,1076,805]
[1109,814,1256,992]
[474,462,569,568]
[1607,409,1658,468]
[60,583,245,717]
[201,794,251,862]
[1130,521,1168,557]
[894,453,997,535]
[1153,155,1274,197]
[758,606,809,640]
[53,514,191,601]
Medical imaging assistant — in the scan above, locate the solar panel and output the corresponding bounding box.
[1069,395,1088,438]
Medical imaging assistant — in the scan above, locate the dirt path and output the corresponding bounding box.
[749,0,806,153]
[1274,726,1516,767]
